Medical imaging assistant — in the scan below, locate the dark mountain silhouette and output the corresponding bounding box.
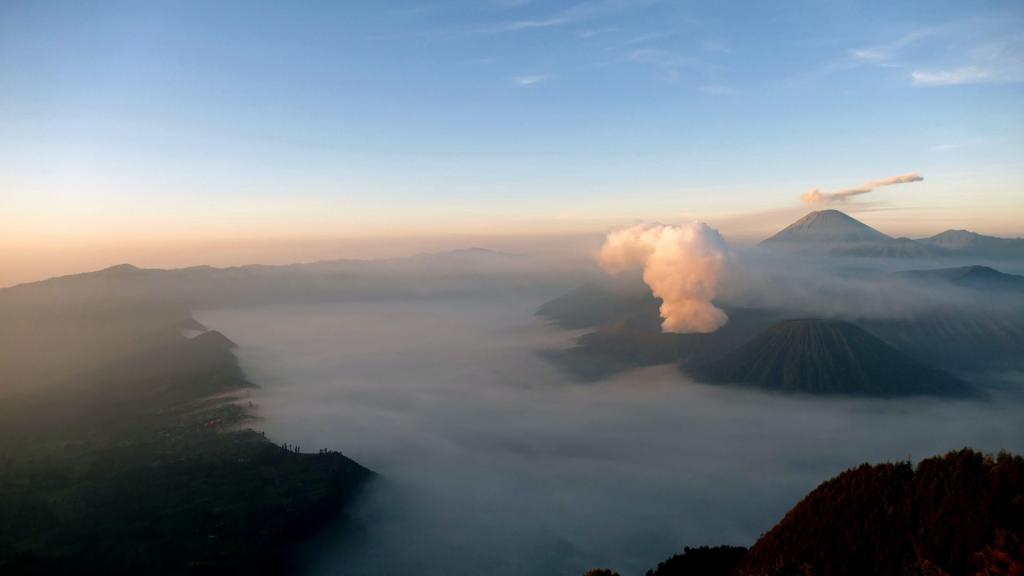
[95,263,147,277]
[586,449,1023,576]
[894,264,1024,292]
[686,319,973,396]
[645,546,747,576]
[921,229,1024,259]
[190,329,238,349]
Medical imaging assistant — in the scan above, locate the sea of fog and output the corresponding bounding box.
[199,297,1024,576]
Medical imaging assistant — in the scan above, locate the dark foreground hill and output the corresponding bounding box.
[686,319,973,396]
[0,289,371,573]
[735,449,1024,576]
[585,449,1024,576]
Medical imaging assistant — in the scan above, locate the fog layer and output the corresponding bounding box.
[200,297,1024,576]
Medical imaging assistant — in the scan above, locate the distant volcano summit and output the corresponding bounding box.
[760,209,1024,259]
[687,319,974,396]
[761,210,943,257]
[762,209,891,245]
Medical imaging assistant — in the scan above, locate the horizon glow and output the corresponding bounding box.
[2,0,1023,285]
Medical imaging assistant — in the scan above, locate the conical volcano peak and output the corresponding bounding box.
[763,210,892,245]
[686,318,973,396]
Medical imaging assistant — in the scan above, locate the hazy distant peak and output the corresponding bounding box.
[190,330,237,349]
[97,263,144,275]
[923,228,1011,246]
[917,229,1024,258]
[894,264,1024,292]
[416,247,518,259]
[762,209,891,245]
[923,229,985,246]
[450,247,508,255]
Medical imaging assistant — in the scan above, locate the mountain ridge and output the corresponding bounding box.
[761,210,1023,259]
[894,265,1024,292]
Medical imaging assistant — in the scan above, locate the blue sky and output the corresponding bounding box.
[1,0,1023,281]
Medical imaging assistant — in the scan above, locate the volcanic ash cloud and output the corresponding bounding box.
[599,222,729,334]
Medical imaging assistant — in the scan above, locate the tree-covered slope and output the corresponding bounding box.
[586,450,1023,576]
[0,286,371,574]
[734,449,1024,576]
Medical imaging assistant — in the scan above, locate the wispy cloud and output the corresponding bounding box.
[699,84,737,96]
[620,31,676,47]
[847,30,932,68]
[483,0,655,34]
[802,173,923,205]
[700,40,731,54]
[911,66,993,85]
[512,74,548,86]
[498,17,571,32]
[623,48,704,82]
[926,142,987,154]
[843,17,1024,86]
[491,0,532,8]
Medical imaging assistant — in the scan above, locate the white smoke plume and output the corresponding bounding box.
[599,222,729,334]
[802,172,923,205]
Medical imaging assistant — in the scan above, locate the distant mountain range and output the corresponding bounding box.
[921,228,1024,258]
[537,209,1024,389]
[1,247,580,308]
[894,264,1024,292]
[761,209,1024,259]
[686,319,973,396]
[538,282,1024,382]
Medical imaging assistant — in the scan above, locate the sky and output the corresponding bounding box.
[2,0,1023,285]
